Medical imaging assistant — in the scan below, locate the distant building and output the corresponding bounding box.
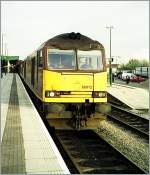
[107,63,119,73]
[1,55,19,73]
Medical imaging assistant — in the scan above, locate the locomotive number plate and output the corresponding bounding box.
[82,85,93,89]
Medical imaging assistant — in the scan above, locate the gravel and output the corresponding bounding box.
[97,119,149,173]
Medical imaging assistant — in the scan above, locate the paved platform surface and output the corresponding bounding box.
[113,78,149,91]
[1,73,70,174]
[108,83,149,110]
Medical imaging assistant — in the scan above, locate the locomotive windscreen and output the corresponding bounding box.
[47,49,104,71]
[77,50,103,71]
[48,49,76,70]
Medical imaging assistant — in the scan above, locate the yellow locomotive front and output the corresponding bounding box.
[41,33,108,129]
[43,49,107,103]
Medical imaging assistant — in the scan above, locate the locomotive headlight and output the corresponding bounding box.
[50,92,55,97]
[92,91,106,98]
[98,92,106,98]
[45,91,60,98]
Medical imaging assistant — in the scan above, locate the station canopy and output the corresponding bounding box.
[1,56,19,61]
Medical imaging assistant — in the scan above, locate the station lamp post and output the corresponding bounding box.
[1,34,9,74]
[1,34,4,77]
[1,34,3,56]
[1,34,6,57]
[106,26,114,86]
[5,43,9,73]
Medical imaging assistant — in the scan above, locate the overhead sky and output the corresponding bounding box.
[1,1,149,64]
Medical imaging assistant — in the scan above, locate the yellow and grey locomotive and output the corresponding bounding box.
[20,32,108,129]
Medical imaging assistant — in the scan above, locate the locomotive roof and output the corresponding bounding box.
[43,32,104,50]
[26,33,104,59]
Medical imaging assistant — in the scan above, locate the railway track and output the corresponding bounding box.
[54,129,145,174]
[107,104,149,137]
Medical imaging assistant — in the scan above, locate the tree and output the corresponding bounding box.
[118,64,129,70]
[118,59,149,71]
[140,59,149,67]
[126,59,140,70]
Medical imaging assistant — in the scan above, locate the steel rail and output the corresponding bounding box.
[107,103,149,137]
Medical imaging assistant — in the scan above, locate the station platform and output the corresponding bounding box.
[108,83,149,110]
[1,73,70,174]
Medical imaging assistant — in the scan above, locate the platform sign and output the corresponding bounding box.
[109,58,114,62]
[1,56,19,60]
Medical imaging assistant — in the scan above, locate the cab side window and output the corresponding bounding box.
[37,50,43,67]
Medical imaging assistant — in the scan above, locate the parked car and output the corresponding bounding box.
[116,72,123,79]
[121,73,135,80]
[130,75,145,82]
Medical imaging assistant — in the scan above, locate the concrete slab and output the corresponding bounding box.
[108,83,149,110]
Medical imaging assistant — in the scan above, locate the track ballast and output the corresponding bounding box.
[54,129,144,174]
